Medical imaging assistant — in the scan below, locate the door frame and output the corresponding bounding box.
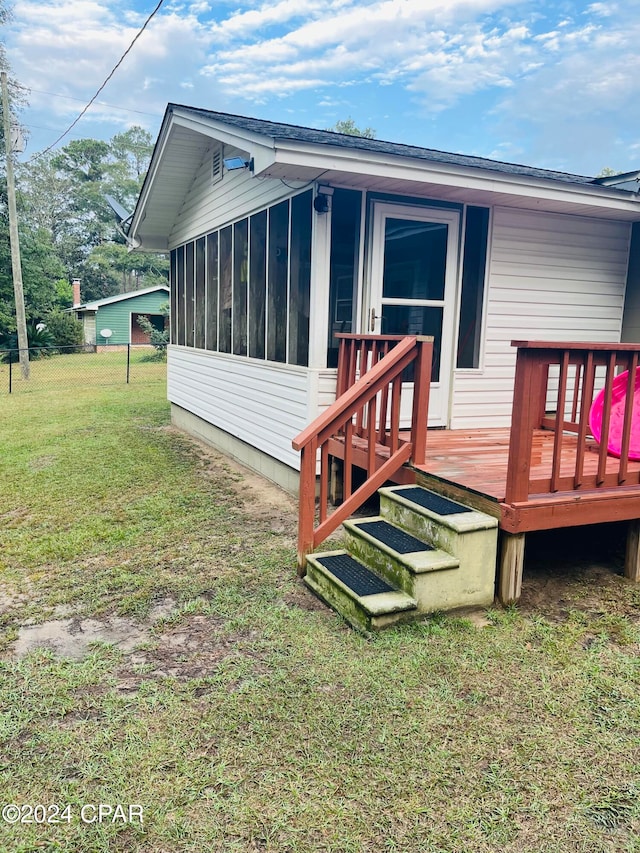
[367,202,460,427]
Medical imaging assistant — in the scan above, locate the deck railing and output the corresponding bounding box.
[292,334,433,571]
[505,341,640,503]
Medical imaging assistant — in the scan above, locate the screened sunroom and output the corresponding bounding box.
[130,104,640,494]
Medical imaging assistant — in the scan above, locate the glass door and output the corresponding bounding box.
[369,204,459,427]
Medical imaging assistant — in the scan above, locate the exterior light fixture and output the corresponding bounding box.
[314,185,334,214]
[223,156,254,172]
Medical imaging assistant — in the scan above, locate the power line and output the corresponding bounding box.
[33,0,166,159]
[26,88,162,119]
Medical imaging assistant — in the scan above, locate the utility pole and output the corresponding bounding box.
[1,71,29,379]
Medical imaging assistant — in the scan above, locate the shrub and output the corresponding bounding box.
[136,302,169,358]
[0,323,55,361]
[44,310,85,350]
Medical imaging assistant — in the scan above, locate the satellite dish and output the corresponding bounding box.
[100,328,113,344]
[104,194,132,223]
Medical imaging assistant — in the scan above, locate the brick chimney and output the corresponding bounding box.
[72,279,81,307]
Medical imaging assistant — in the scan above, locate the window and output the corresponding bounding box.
[233,219,248,356]
[249,210,267,359]
[175,245,185,346]
[327,189,361,367]
[169,189,313,366]
[206,232,218,351]
[268,200,289,363]
[170,250,178,345]
[219,226,232,353]
[456,206,490,369]
[195,237,206,349]
[289,192,312,366]
[185,241,195,347]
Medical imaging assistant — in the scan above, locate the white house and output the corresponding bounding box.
[128,104,640,494]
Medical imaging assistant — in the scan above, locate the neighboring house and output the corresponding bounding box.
[72,284,169,348]
[128,104,640,495]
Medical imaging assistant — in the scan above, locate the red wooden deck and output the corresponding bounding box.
[293,336,640,601]
[412,427,640,533]
[331,425,640,533]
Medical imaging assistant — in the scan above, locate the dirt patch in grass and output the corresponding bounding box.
[8,598,178,660]
[184,430,298,541]
[114,616,270,691]
[282,582,329,613]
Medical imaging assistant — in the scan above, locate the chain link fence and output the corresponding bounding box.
[0,344,167,395]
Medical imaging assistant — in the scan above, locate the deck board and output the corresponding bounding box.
[331,427,640,533]
[412,428,640,502]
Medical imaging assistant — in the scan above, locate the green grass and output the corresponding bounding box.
[1,379,639,852]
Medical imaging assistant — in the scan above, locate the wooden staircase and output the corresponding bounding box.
[304,484,498,633]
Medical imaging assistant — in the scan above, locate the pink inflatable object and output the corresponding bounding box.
[588,368,640,460]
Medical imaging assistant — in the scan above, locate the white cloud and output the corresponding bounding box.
[200,0,527,106]
[9,0,209,139]
[586,2,615,16]
[208,0,345,40]
[6,0,640,174]
[491,5,640,171]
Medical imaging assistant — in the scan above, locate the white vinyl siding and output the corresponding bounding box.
[451,207,631,428]
[168,348,319,470]
[170,146,299,247]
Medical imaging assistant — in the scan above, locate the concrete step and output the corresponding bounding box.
[304,550,418,634]
[378,485,498,610]
[342,516,460,607]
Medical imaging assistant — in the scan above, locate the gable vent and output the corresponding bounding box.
[212,145,223,185]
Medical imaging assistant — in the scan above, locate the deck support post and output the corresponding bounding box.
[330,457,343,505]
[498,532,526,604]
[624,520,640,582]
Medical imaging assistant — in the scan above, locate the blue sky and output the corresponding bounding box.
[5,0,640,175]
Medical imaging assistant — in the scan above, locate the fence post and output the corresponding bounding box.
[8,349,12,394]
[126,344,131,384]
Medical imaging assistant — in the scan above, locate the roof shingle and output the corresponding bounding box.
[170,103,596,186]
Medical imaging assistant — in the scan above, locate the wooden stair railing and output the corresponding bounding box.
[292,335,433,572]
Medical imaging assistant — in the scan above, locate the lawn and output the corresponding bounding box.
[0,347,166,395]
[0,377,639,853]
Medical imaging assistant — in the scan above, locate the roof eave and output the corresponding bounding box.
[81,284,169,310]
[129,107,176,246]
[266,140,640,216]
[129,106,277,249]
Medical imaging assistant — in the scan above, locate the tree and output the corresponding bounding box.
[328,117,376,139]
[14,126,169,313]
[82,241,168,300]
[108,127,155,209]
[50,139,115,254]
[0,220,68,335]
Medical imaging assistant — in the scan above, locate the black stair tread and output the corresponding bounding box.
[393,487,472,516]
[315,553,395,597]
[354,519,434,554]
